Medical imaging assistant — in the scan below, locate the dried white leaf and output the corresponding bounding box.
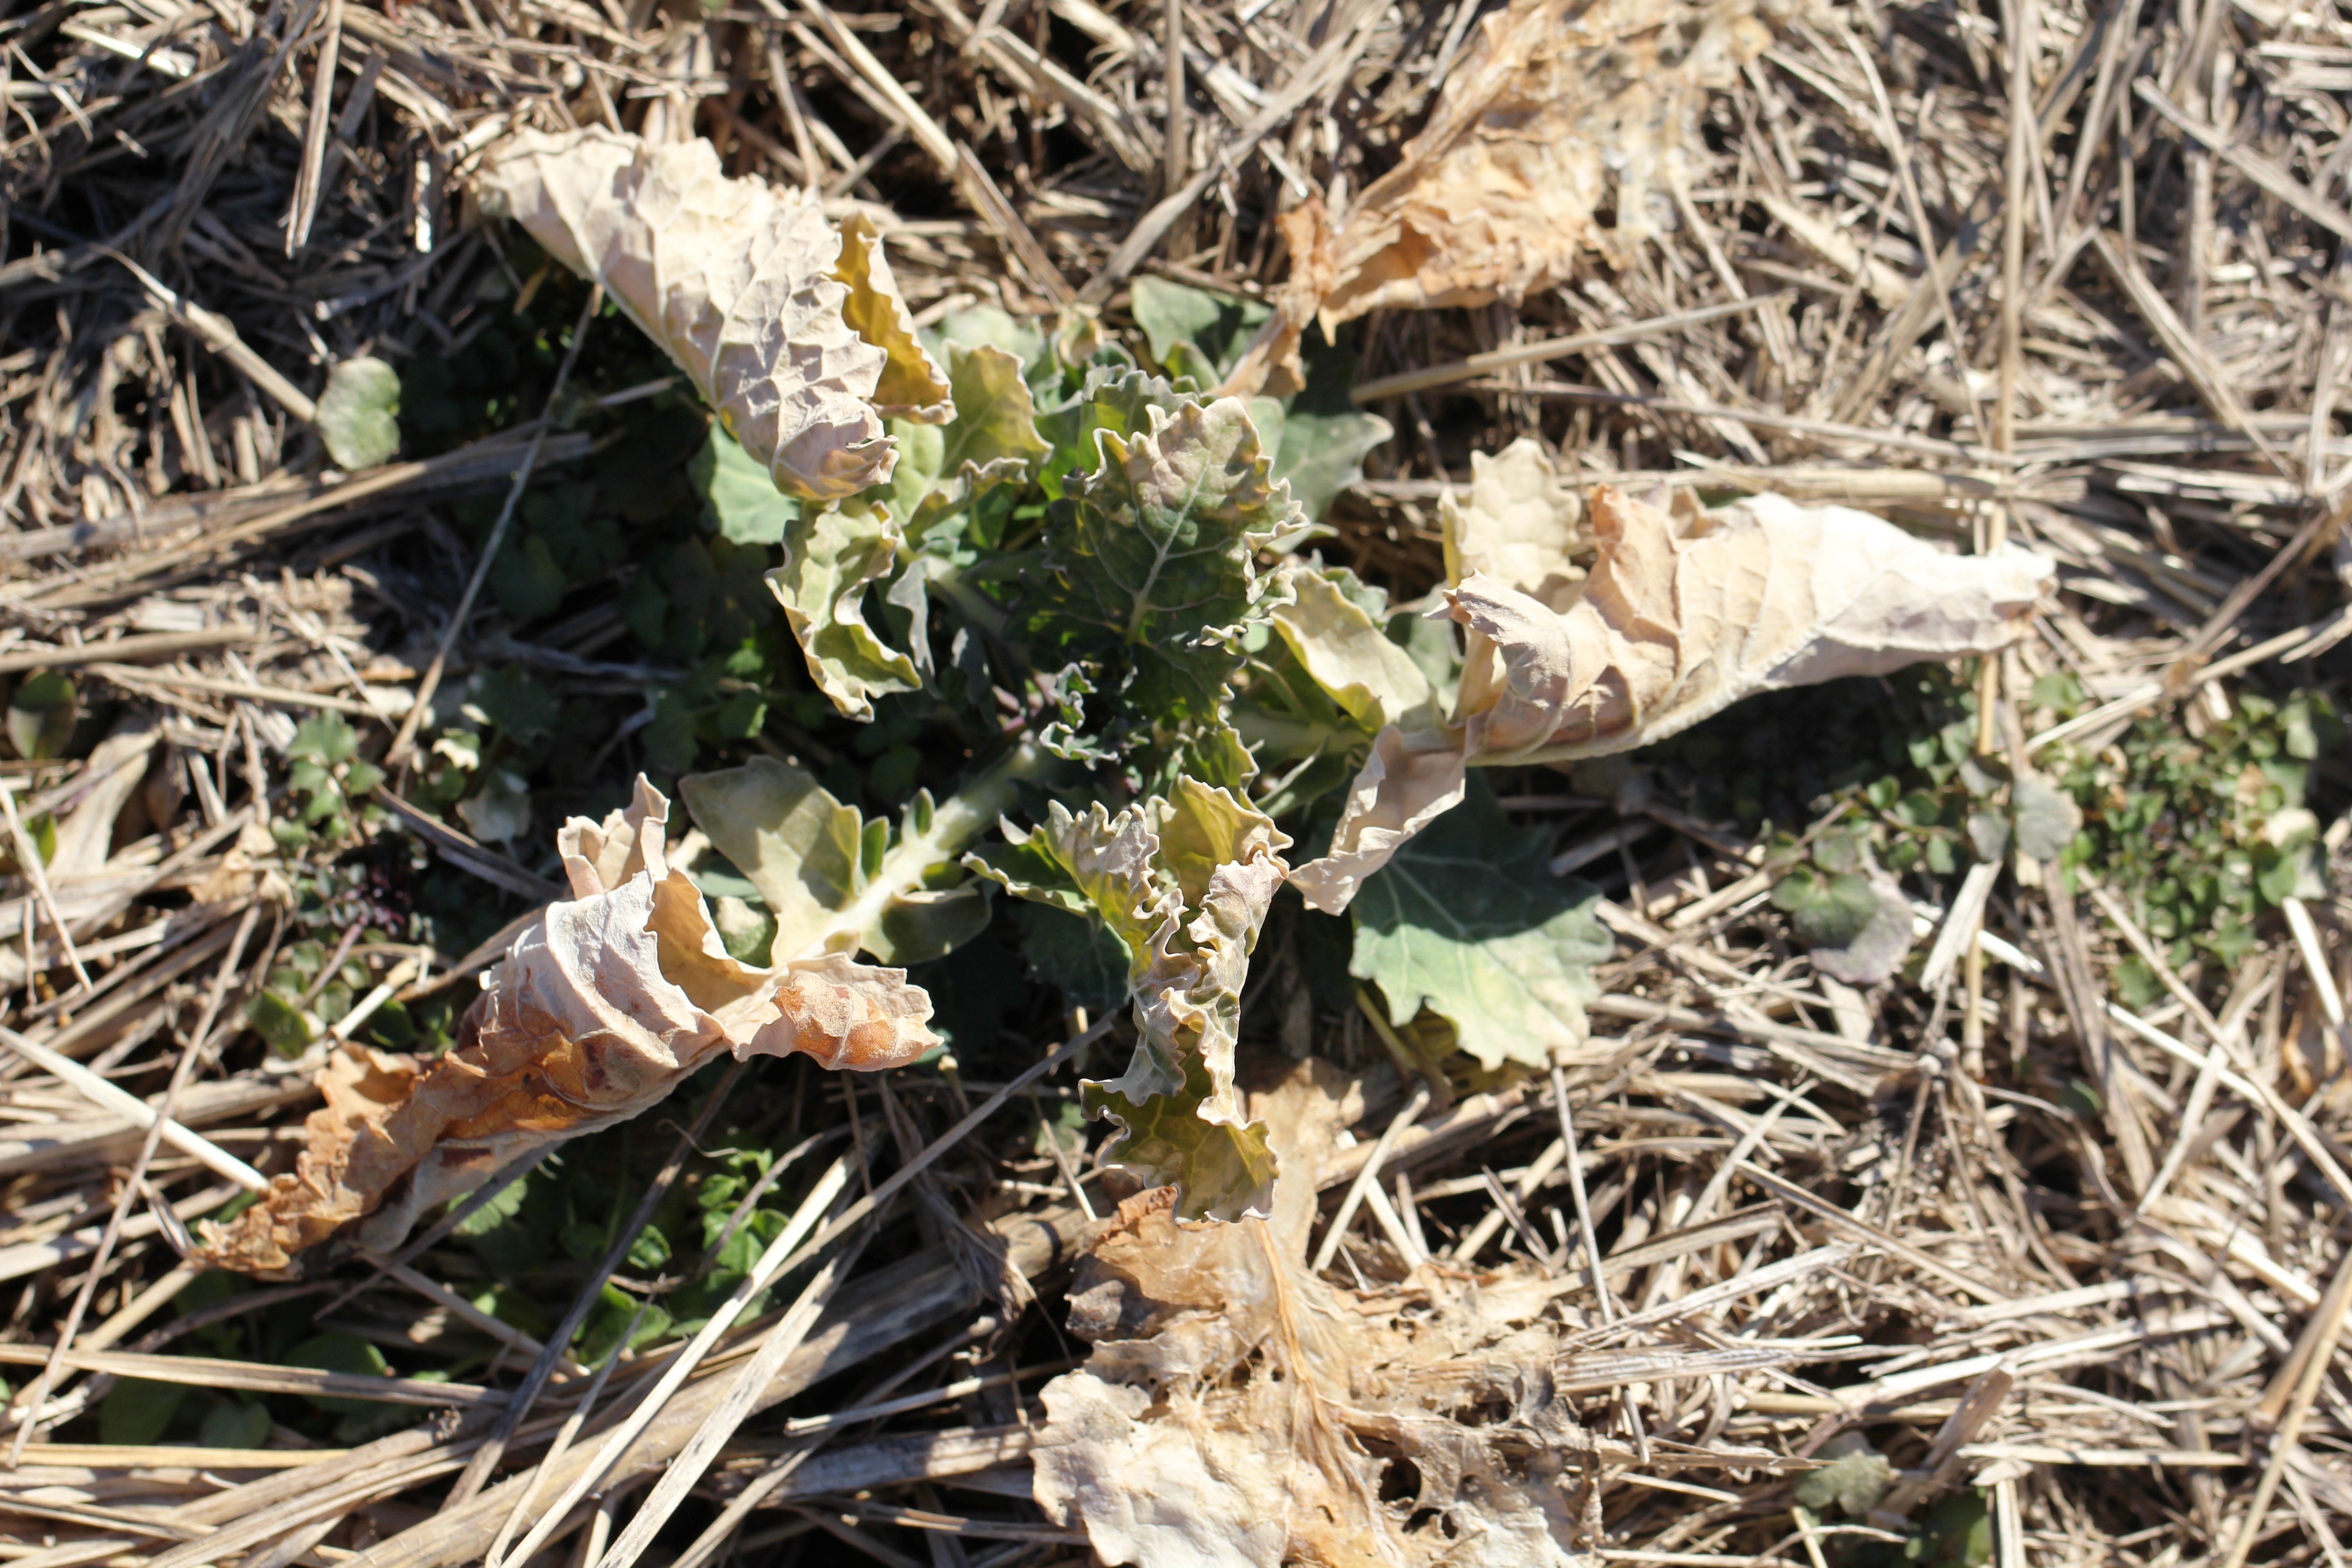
[1450,485,2053,764]
[476,128,950,501]
[198,777,936,1276]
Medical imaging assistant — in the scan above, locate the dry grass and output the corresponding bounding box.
[1,0,2351,1560]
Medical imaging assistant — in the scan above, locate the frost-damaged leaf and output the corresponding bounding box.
[1440,436,1588,612]
[315,357,401,470]
[1025,397,1299,726]
[832,211,952,423]
[766,497,921,720]
[1288,725,1466,916]
[476,127,946,500]
[1297,483,2050,906]
[1451,485,2054,764]
[1036,1062,1599,1567]
[1289,0,1777,327]
[198,778,937,1276]
[968,781,1289,1220]
[679,752,1007,966]
[1350,777,1612,1069]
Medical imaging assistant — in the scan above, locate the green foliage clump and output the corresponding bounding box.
[2047,681,2337,966]
[1662,666,2341,976]
[280,714,384,846]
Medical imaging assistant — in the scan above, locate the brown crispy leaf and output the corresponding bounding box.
[1450,484,2053,764]
[1295,0,1777,328]
[197,778,936,1276]
[1290,482,2050,909]
[476,128,948,500]
[1034,1063,1593,1567]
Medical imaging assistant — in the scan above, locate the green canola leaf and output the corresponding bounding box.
[1795,1436,1893,1518]
[1129,275,1271,387]
[316,356,402,470]
[1025,397,1300,727]
[1271,402,1392,529]
[693,425,801,546]
[2012,774,2083,863]
[1350,779,1612,1070]
[1774,866,1914,987]
[682,748,1050,966]
[967,779,1290,1220]
[1010,902,1130,1015]
[766,497,920,721]
[9,670,76,760]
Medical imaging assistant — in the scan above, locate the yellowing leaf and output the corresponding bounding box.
[766,496,920,722]
[1450,485,2053,764]
[1298,0,1776,327]
[1268,564,1438,734]
[833,211,952,423]
[1439,436,1587,611]
[198,778,938,1277]
[970,781,1290,1220]
[477,128,935,501]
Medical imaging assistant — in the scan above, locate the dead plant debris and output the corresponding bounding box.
[1,0,2351,1559]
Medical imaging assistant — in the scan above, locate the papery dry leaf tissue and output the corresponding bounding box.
[1289,449,2053,912]
[200,778,936,1277]
[476,128,951,501]
[1035,1061,1811,1567]
[1227,0,1780,393]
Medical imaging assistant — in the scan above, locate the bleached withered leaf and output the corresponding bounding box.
[1034,1062,1592,1567]
[197,778,937,1277]
[1439,436,1587,612]
[1287,725,1465,916]
[1449,486,2053,764]
[1293,0,1778,327]
[476,128,948,501]
[1294,482,2049,908]
[968,781,1289,1220]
